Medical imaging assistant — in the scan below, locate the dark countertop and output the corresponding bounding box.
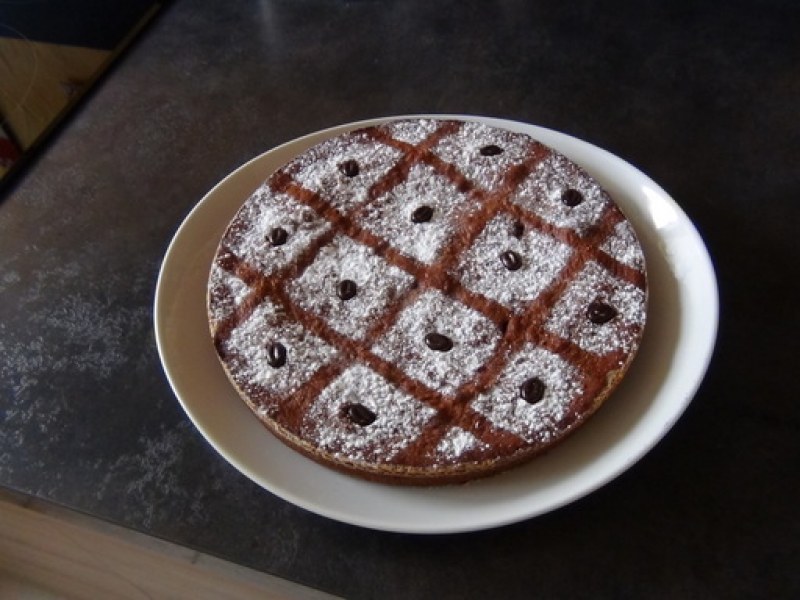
[1,1,798,597]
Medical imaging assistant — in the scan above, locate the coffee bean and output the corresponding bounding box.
[511,221,525,238]
[587,301,618,324]
[425,332,453,352]
[337,279,357,300]
[268,227,288,246]
[519,377,545,404]
[480,144,503,156]
[500,250,522,271]
[339,159,360,177]
[344,403,376,426]
[561,188,584,207]
[266,342,287,368]
[411,205,434,223]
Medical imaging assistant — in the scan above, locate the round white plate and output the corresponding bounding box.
[154,115,718,534]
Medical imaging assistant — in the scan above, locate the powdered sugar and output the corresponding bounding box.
[371,289,501,395]
[359,162,473,264]
[287,234,415,340]
[470,343,584,443]
[545,261,646,355]
[222,298,339,396]
[223,189,331,276]
[454,212,573,312]
[431,427,490,464]
[208,263,249,325]
[601,220,646,271]
[302,365,436,462]
[431,121,534,192]
[380,119,440,145]
[289,133,403,214]
[509,152,608,236]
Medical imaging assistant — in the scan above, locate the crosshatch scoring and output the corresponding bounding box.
[207,118,647,485]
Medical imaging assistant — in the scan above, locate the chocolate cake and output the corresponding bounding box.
[207,118,648,485]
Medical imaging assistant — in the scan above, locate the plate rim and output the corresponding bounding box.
[154,114,719,533]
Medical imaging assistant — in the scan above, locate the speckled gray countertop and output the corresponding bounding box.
[1,1,798,598]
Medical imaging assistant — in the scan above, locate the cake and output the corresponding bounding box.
[207,118,647,485]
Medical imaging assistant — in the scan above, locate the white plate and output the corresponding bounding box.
[154,115,718,534]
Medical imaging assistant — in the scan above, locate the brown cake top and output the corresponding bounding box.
[208,118,647,480]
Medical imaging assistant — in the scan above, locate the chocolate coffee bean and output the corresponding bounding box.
[561,188,584,207]
[268,227,288,246]
[339,159,360,177]
[337,279,357,300]
[345,403,376,426]
[411,205,434,223]
[425,333,453,352]
[500,250,522,271]
[587,301,618,324]
[519,377,545,404]
[480,144,503,156]
[266,342,287,368]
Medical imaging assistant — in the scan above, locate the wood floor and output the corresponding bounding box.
[0,489,338,600]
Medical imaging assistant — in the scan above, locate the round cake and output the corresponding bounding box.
[207,118,647,485]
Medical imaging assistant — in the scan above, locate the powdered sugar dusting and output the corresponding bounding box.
[224,189,331,276]
[208,263,249,325]
[289,133,403,213]
[545,261,646,355]
[372,289,501,395]
[223,298,339,396]
[287,235,414,340]
[471,343,584,443]
[431,427,490,464]
[601,221,646,271]
[302,365,436,462]
[454,212,573,312]
[359,162,473,264]
[431,121,533,192]
[380,119,440,145]
[510,152,608,235]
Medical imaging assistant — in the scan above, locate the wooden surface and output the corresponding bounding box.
[0,491,338,600]
[0,38,109,149]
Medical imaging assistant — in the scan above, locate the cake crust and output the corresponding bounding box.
[208,118,648,485]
